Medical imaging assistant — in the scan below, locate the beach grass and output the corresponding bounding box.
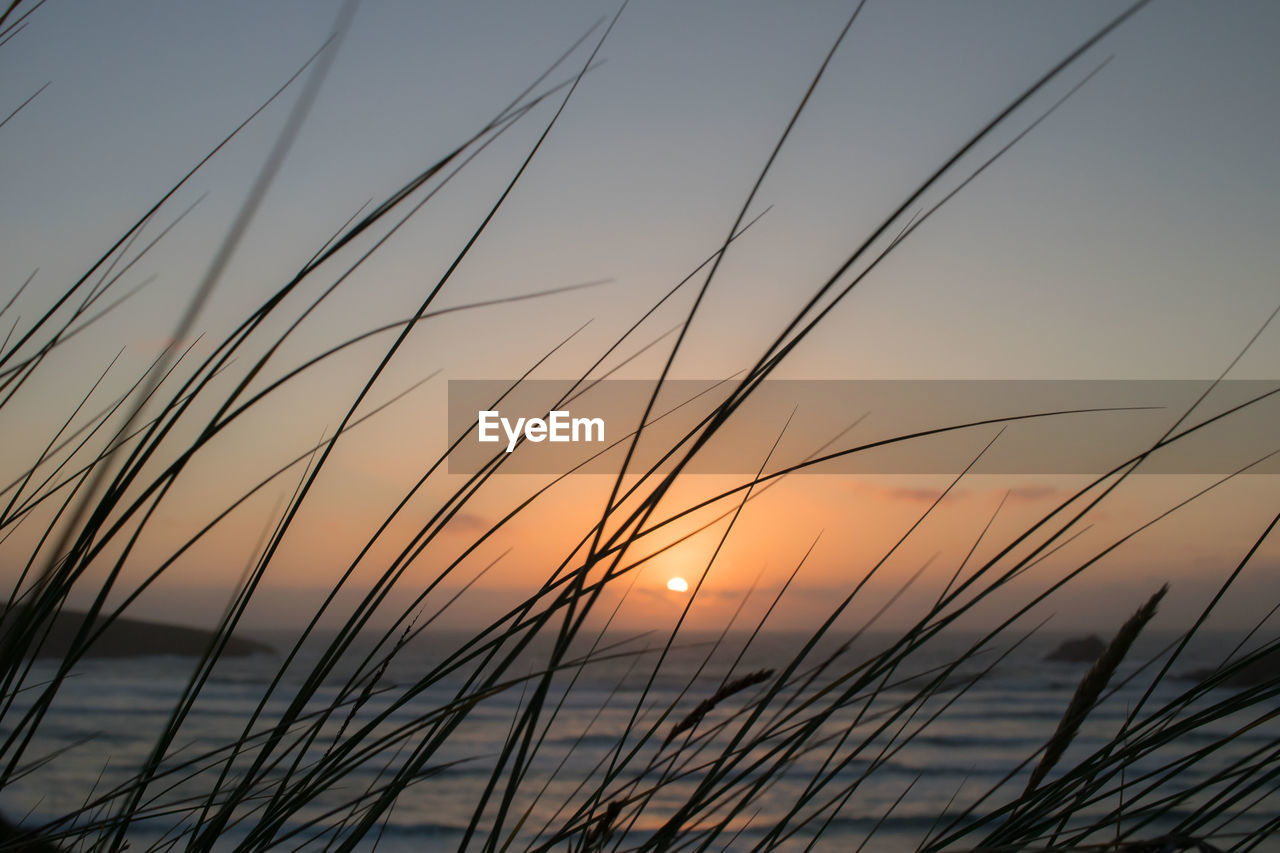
[1,1,1277,850]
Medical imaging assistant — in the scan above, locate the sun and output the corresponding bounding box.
[666,577,689,593]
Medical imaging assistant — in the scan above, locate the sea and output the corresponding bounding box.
[1,629,1276,852]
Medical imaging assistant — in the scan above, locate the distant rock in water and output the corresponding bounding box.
[0,607,273,660]
[1045,635,1107,663]
[1185,647,1279,689]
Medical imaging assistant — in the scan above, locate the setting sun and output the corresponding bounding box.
[4,4,1277,850]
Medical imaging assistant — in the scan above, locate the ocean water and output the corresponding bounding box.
[1,629,1276,851]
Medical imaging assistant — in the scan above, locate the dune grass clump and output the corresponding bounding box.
[1,1,1278,851]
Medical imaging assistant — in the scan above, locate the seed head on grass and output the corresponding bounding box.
[1024,585,1168,797]
[577,799,623,853]
[665,669,773,747]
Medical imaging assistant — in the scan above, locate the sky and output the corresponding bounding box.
[0,1,1278,637]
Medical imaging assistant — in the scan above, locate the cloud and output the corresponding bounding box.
[1003,484,1072,504]
[632,585,748,604]
[445,512,491,534]
[836,479,1082,518]
[842,480,969,505]
[881,485,956,504]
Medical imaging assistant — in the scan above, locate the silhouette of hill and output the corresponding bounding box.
[0,606,273,659]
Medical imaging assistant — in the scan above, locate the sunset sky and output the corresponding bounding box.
[1,1,1278,637]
